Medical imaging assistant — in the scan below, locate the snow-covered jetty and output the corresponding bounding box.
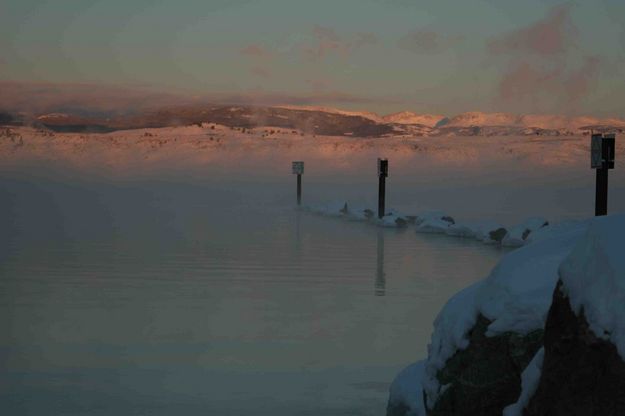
[303,201,549,248]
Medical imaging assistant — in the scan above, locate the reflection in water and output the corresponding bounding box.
[375,229,386,296]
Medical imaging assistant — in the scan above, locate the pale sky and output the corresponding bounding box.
[2,0,625,116]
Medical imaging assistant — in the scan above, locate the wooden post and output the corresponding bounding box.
[297,174,302,206]
[292,161,304,206]
[596,168,608,216]
[377,158,388,219]
[591,134,615,216]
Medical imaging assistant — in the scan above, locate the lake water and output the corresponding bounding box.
[1,163,622,415]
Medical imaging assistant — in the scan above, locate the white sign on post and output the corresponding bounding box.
[591,135,603,169]
[292,161,304,175]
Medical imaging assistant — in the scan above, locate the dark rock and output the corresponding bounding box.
[441,216,455,225]
[387,401,412,416]
[395,217,408,227]
[525,280,625,416]
[428,315,543,416]
[489,227,508,243]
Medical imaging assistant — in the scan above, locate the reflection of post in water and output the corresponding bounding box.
[375,229,386,296]
[295,209,301,255]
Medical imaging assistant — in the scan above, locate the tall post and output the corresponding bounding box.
[377,158,388,219]
[292,161,304,206]
[591,134,615,216]
[595,168,608,216]
[297,173,302,206]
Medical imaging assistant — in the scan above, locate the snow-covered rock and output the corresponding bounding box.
[414,211,454,233]
[503,348,545,416]
[416,218,453,233]
[444,223,478,238]
[423,219,588,407]
[304,201,409,227]
[387,361,426,416]
[306,201,349,217]
[502,217,549,247]
[379,212,409,228]
[471,220,507,244]
[559,214,625,359]
[524,214,625,416]
[390,215,625,416]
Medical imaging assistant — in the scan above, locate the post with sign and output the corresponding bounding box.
[292,161,304,206]
[377,158,388,219]
[591,133,615,216]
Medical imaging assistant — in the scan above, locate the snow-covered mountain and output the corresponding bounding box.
[3,106,624,137]
[446,111,625,130]
[382,111,445,127]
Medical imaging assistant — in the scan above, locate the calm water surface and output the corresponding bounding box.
[0,177,525,415]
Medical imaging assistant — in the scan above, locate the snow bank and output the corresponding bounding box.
[423,219,589,406]
[559,214,625,360]
[388,361,427,416]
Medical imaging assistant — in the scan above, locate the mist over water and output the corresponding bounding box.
[1,150,623,415]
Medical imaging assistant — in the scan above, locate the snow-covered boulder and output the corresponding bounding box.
[387,361,426,416]
[414,211,455,234]
[502,217,549,247]
[420,219,588,414]
[306,201,348,217]
[523,214,625,415]
[379,212,409,228]
[414,211,455,227]
[416,217,453,233]
[445,222,478,238]
[388,215,625,416]
[470,220,508,244]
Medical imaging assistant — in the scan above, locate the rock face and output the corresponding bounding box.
[428,315,543,416]
[387,400,412,416]
[525,280,625,416]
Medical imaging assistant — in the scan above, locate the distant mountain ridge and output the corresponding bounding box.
[4,105,625,137]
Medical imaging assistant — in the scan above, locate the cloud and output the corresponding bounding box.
[488,3,576,56]
[0,80,399,115]
[487,3,601,112]
[300,25,378,61]
[0,80,196,116]
[398,30,463,54]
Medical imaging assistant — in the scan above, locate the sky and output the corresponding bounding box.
[1,0,625,116]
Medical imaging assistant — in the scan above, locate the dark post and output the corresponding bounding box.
[292,161,304,206]
[377,158,388,219]
[591,134,615,216]
[596,168,608,216]
[297,174,302,206]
